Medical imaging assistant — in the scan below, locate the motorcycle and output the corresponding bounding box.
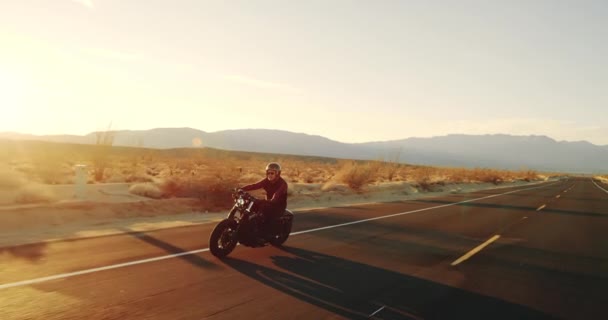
[209,190,294,258]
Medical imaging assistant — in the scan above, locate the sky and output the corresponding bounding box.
[0,0,607,145]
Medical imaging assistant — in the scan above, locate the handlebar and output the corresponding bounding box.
[232,189,256,201]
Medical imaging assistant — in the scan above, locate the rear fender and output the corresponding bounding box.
[280,209,294,224]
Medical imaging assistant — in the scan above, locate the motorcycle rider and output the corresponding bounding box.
[239,162,288,243]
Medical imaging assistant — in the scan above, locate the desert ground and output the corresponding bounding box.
[0,139,566,247]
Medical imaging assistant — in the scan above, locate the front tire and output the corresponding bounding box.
[209,219,238,258]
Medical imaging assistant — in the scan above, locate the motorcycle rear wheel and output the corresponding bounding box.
[269,219,292,246]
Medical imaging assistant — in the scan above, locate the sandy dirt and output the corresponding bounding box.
[0,179,550,248]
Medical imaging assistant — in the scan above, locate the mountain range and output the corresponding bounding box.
[2,128,607,173]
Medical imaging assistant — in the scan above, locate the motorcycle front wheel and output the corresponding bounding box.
[209,219,238,258]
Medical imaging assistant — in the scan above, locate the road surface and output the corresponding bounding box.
[1,177,607,319]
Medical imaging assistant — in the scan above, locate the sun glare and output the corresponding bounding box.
[0,70,28,130]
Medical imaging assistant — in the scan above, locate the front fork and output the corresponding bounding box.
[227,200,255,220]
[219,206,238,244]
[227,205,238,220]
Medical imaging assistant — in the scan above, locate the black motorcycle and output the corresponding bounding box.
[209,190,294,258]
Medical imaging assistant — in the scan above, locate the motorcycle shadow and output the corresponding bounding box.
[222,246,554,320]
[119,228,219,270]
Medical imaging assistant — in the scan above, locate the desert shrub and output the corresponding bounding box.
[14,184,56,204]
[392,165,411,182]
[25,154,72,184]
[446,168,469,184]
[470,168,503,184]
[385,163,401,182]
[155,172,240,208]
[413,166,542,185]
[410,166,433,190]
[197,174,240,208]
[520,169,538,182]
[298,170,315,183]
[284,166,300,182]
[381,148,403,182]
[335,161,380,191]
[125,174,155,183]
[129,183,163,199]
[123,165,156,183]
[172,159,197,171]
[239,172,264,184]
[101,167,127,183]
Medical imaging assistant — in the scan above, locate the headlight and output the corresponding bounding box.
[237,198,245,206]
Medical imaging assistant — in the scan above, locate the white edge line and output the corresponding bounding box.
[0,248,210,290]
[291,181,553,235]
[0,181,557,291]
[591,178,608,194]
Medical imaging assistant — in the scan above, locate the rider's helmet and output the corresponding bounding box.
[265,162,281,175]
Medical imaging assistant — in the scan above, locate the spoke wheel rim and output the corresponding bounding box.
[218,228,235,249]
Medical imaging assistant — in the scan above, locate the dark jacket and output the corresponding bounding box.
[241,177,288,211]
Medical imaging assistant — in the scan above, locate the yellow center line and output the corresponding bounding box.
[451,235,501,266]
[556,195,561,198]
[536,204,546,211]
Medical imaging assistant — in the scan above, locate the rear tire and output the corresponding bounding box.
[269,219,292,247]
[209,219,238,258]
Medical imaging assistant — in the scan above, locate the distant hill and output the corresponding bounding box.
[2,129,607,173]
[358,134,608,173]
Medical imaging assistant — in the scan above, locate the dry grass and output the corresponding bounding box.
[1,162,58,204]
[239,172,264,184]
[0,139,564,206]
[92,129,116,182]
[29,157,72,184]
[385,163,401,182]
[0,165,26,189]
[402,166,542,187]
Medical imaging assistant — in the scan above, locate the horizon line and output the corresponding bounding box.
[1,128,606,147]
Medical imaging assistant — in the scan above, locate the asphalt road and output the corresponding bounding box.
[1,177,607,319]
